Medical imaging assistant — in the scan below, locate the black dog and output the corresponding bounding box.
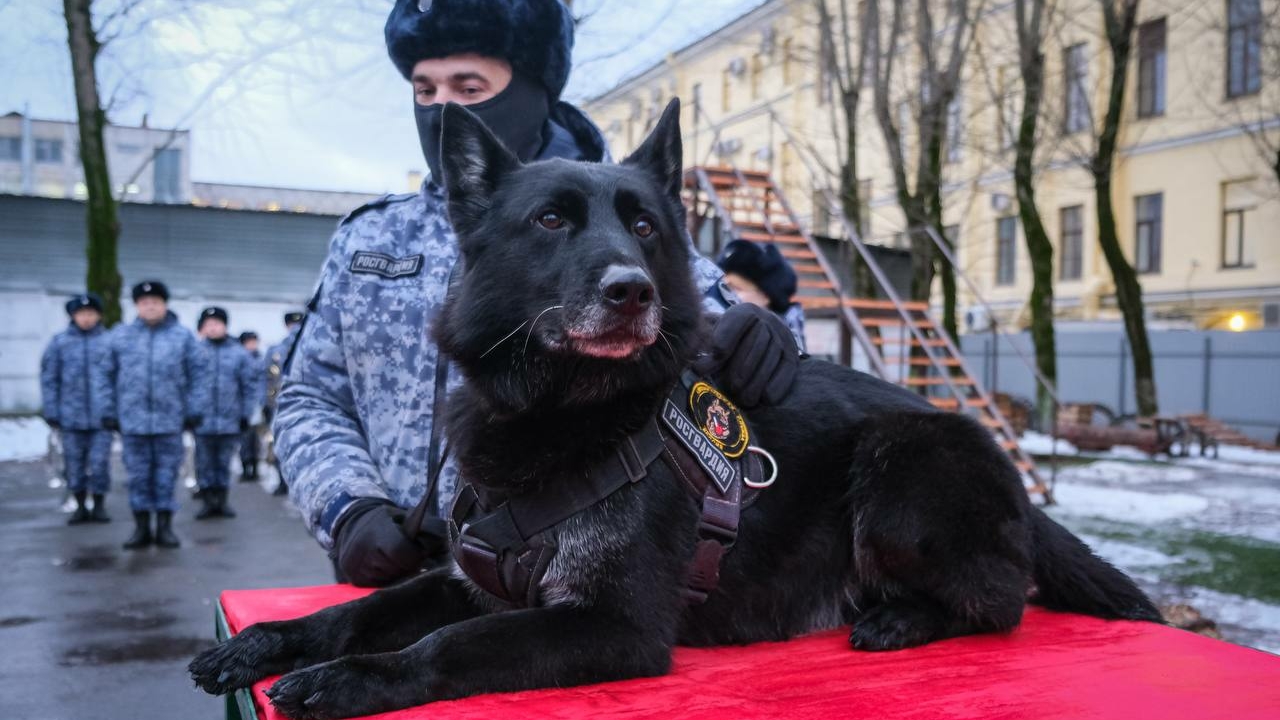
[189,99,1159,719]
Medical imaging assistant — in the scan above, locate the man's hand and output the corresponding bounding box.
[239,417,251,433]
[694,302,799,407]
[184,414,203,431]
[44,416,60,430]
[101,417,119,431]
[333,499,443,587]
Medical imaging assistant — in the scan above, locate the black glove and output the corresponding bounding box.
[239,417,250,432]
[333,499,444,587]
[183,414,203,431]
[693,302,800,407]
[101,417,119,431]
[261,406,274,425]
[44,416,60,430]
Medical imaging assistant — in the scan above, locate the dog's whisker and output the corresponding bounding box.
[479,320,530,359]
[657,329,678,361]
[523,305,565,358]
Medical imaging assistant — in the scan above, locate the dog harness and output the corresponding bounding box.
[446,373,774,608]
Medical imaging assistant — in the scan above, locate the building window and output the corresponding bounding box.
[1222,179,1258,268]
[721,70,732,112]
[1134,193,1162,274]
[996,216,1017,286]
[1137,18,1166,117]
[1063,43,1089,133]
[945,94,963,164]
[153,147,182,203]
[1059,205,1084,280]
[34,139,63,163]
[750,55,763,100]
[1227,0,1262,97]
[0,136,20,161]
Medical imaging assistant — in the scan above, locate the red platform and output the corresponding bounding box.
[218,585,1280,720]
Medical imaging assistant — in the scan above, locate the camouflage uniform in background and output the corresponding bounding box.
[274,105,731,550]
[238,345,267,477]
[192,337,257,495]
[40,320,113,496]
[98,312,201,513]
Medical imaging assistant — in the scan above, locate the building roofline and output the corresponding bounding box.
[192,180,382,197]
[0,192,349,220]
[2,110,189,135]
[582,0,784,105]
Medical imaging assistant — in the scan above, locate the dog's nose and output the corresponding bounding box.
[599,265,655,316]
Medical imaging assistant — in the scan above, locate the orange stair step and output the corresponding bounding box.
[901,377,977,387]
[844,299,930,312]
[860,317,936,328]
[870,337,949,347]
[929,397,989,409]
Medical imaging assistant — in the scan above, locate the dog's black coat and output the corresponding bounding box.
[189,99,1161,720]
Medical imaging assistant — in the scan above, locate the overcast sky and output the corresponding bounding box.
[0,0,763,195]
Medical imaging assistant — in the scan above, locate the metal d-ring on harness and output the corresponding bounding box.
[439,372,776,608]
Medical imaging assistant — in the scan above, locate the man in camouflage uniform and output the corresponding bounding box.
[40,292,113,524]
[99,281,201,549]
[275,0,800,587]
[192,307,257,519]
[237,331,266,482]
[263,311,303,496]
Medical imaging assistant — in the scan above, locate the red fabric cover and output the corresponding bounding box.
[221,585,1280,720]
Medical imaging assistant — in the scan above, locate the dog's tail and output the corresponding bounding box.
[1028,507,1163,622]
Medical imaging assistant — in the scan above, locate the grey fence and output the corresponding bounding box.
[961,328,1280,444]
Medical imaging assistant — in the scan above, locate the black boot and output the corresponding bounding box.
[122,511,152,549]
[195,488,218,520]
[154,511,180,548]
[272,475,288,496]
[240,463,257,482]
[68,491,91,525]
[216,488,236,518]
[90,494,111,523]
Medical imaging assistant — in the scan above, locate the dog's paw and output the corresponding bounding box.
[849,603,940,651]
[267,657,415,720]
[188,624,286,694]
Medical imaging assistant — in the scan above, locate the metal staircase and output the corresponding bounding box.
[684,164,1049,497]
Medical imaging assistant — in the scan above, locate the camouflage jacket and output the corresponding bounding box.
[264,326,301,412]
[97,312,200,435]
[191,338,258,435]
[275,104,730,549]
[40,322,112,430]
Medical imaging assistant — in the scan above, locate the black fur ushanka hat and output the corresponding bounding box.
[385,0,575,100]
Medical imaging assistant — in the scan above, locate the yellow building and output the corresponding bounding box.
[583,0,1280,335]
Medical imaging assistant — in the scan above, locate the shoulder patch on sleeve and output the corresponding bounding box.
[338,191,417,226]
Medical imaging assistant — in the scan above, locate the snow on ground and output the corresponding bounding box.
[1062,459,1200,485]
[1017,431,1079,456]
[0,417,49,462]
[1051,480,1210,522]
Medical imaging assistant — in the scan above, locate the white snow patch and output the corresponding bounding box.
[0,417,50,462]
[1017,432,1079,456]
[1213,444,1280,466]
[1075,533,1180,569]
[1179,458,1280,481]
[1060,460,1200,485]
[1050,482,1210,523]
[1198,484,1280,509]
[1170,586,1280,655]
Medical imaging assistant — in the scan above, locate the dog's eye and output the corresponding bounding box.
[536,211,565,230]
[632,216,655,238]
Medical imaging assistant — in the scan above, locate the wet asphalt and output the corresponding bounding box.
[0,454,333,719]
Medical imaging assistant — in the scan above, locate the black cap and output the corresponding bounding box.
[284,311,305,326]
[65,292,104,316]
[198,306,229,329]
[131,280,170,303]
[385,0,575,101]
[238,331,259,344]
[716,240,798,314]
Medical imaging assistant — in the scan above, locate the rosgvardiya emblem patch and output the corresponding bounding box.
[688,381,749,458]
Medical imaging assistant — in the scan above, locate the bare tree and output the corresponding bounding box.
[1013,0,1058,426]
[815,0,870,234]
[64,0,123,325]
[866,0,979,341]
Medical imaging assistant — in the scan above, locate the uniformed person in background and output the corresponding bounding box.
[273,0,800,587]
[98,281,201,549]
[263,311,303,496]
[191,308,257,519]
[40,292,113,524]
[236,331,266,482]
[716,240,807,353]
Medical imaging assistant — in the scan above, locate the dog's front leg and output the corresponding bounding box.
[265,605,672,720]
[189,567,483,695]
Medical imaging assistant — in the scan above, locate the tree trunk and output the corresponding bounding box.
[1092,0,1157,416]
[63,0,122,327]
[1014,0,1057,428]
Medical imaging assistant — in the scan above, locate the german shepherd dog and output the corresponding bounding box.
[189,99,1159,719]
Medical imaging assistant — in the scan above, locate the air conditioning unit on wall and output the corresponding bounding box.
[727,57,748,78]
[965,306,992,333]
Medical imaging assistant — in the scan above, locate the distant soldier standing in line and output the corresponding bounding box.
[237,331,266,482]
[262,311,303,496]
[98,281,201,549]
[40,292,114,524]
[192,308,256,519]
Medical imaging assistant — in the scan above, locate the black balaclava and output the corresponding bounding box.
[415,70,550,185]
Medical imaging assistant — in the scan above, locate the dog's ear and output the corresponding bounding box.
[440,102,519,229]
[623,97,682,201]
